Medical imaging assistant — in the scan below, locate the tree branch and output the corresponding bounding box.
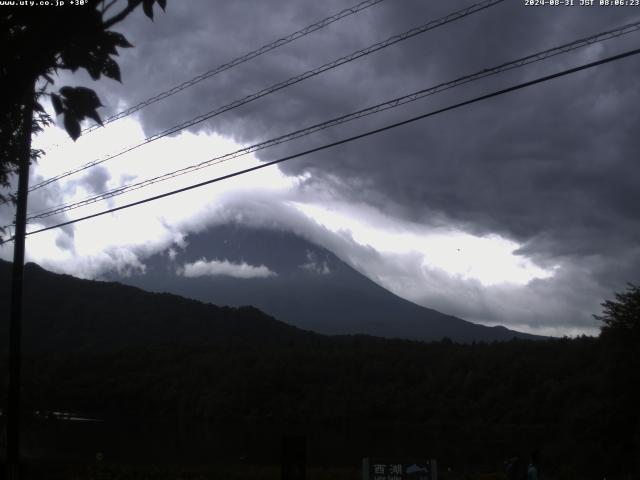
[102,0,119,15]
[103,0,140,29]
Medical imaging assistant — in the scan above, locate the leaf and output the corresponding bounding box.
[59,87,103,126]
[85,108,103,127]
[156,0,166,10]
[105,31,134,49]
[30,148,45,162]
[101,57,121,82]
[60,50,81,72]
[58,86,74,97]
[67,86,103,109]
[142,0,154,19]
[101,38,119,56]
[85,57,102,80]
[63,114,81,141]
[51,94,64,115]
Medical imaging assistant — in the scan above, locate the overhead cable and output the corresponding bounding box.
[2,45,637,244]
[26,0,505,193]
[83,0,389,134]
[25,21,640,221]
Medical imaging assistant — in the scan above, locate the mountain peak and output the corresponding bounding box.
[112,224,543,343]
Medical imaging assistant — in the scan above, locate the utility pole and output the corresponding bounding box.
[6,81,35,480]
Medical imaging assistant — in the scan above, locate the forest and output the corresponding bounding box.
[1,330,638,479]
[0,263,638,479]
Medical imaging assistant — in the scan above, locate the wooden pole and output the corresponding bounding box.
[6,81,35,480]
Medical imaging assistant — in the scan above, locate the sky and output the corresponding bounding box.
[2,0,640,336]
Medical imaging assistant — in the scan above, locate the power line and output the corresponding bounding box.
[26,0,505,193]
[82,0,389,134]
[2,45,638,245]
[35,0,388,153]
[24,21,640,221]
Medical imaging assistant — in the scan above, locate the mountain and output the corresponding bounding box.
[105,223,541,342]
[0,260,322,353]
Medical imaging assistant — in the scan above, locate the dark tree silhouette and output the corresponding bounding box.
[595,283,640,338]
[595,284,640,476]
[0,0,167,207]
[1,3,168,477]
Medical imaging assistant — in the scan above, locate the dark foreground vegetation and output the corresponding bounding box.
[0,329,638,479]
[0,263,638,478]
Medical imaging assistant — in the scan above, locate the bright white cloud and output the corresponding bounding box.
[0,115,302,277]
[179,258,276,279]
[290,201,557,287]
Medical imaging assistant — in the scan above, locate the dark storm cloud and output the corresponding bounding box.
[50,0,640,330]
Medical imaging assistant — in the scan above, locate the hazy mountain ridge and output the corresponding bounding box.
[0,260,322,353]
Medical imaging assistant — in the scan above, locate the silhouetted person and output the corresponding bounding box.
[527,449,541,480]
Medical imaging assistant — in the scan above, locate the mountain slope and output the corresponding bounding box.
[0,260,321,353]
[109,223,541,342]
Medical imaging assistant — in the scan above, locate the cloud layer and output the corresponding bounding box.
[94,0,639,272]
[179,258,277,279]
